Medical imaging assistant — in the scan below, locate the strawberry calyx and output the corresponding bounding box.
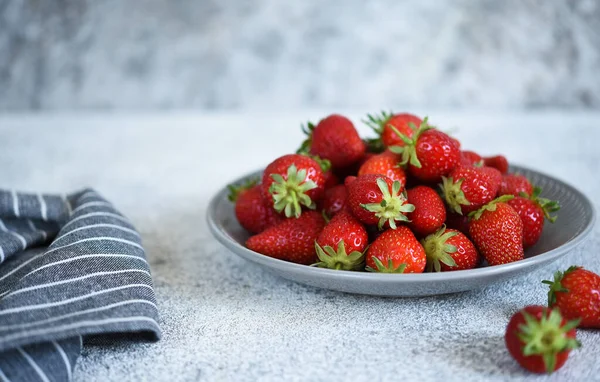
[296,121,316,154]
[517,308,581,374]
[360,178,415,230]
[269,164,317,218]
[388,117,434,169]
[440,176,471,215]
[366,257,407,273]
[520,186,560,223]
[421,225,458,272]
[468,195,514,220]
[541,266,581,306]
[363,111,393,153]
[312,240,366,271]
[227,177,259,202]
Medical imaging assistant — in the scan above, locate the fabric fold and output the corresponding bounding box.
[0,189,160,382]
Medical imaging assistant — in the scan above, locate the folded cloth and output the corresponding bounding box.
[0,189,161,381]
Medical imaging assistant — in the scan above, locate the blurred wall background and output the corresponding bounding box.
[1,0,599,111]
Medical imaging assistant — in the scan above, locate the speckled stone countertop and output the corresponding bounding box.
[0,111,598,381]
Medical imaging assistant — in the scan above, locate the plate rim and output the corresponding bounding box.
[207,164,596,284]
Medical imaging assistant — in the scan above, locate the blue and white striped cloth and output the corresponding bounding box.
[0,189,161,382]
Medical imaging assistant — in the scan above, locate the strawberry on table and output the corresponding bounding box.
[505,306,580,374]
[543,266,600,328]
[507,187,560,247]
[262,154,326,218]
[313,210,368,271]
[468,195,524,266]
[421,227,479,272]
[499,174,533,197]
[357,150,407,186]
[484,155,509,174]
[228,178,284,234]
[363,111,422,150]
[245,211,326,265]
[440,166,501,215]
[321,184,347,218]
[346,174,414,230]
[298,114,366,169]
[388,118,460,183]
[406,185,446,237]
[365,226,426,273]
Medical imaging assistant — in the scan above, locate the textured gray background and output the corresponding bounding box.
[1,0,600,110]
[0,111,598,381]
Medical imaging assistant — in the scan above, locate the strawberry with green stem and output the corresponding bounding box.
[388,117,460,183]
[363,111,422,151]
[421,226,479,272]
[228,178,284,234]
[505,306,580,374]
[365,226,426,273]
[440,166,501,215]
[313,210,368,271]
[346,174,415,230]
[543,266,600,328]
[262,154,325,218]
[508,186,560,247]
[357,150,407,186]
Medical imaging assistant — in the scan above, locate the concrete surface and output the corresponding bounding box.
[0,110,598,381]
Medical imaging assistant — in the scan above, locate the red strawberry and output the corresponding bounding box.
[421,227,479,271]
[245,211,325,265]
[364,111,422,150]
[389,118,460,183]
[346,174,414,230]
[499,174,533,197]
[298,114,366,169]
[505,306,580,374]
[468,195,524,266]
[445,209,471,236]
[357,150,407,187]
[365,226,426,273]
[507,187,560,247]
[440,166,501,215]
[262,154,325,218]
[484,155,509,174]
[460,150,483,167]
[344,176,357,188]
[321,184,347,218]
[481,166,502,191]
[543,266,600,328]
[228,179,284,234]
[406,186,446,237]
[301,153,339,190]
[313,211,368,270]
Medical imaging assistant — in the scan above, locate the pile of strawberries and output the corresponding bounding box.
[229,113,561,273]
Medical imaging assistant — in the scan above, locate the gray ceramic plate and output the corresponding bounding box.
[207,165,596,296]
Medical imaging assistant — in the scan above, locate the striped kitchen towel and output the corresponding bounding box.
[0,189,161,382]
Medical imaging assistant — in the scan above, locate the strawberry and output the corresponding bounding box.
[406,186,446,237]
[450,136,461,149]
[445,209,471,236]
[440,166,501,215]
[481,166,502,191]
[321,184,347,218]
[298,114,366,169]
[505,306,580,374]
[228,179,284,234]
[365,226,426,273]
[484,155,509,174]
[357,150,407,187]
[468,195,524,266]
[421,227,479,272]
[389,118,460,183]
[262,154,325,218]
[460,150,483,167]
[543,266,600,328]
[346,174,414,230]
[364,111,421,150]
[499,174,533,197]
[301,153,339,189]
[507,187,560,247]
[245,211,326,265]
[313,211,368,270]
